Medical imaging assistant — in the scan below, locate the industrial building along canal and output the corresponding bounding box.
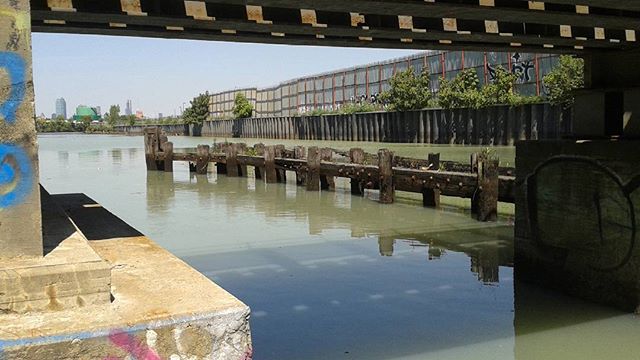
[209,50,559,118]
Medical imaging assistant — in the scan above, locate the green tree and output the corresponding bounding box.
[543,55,584,108]
[481,66,518,107]
[184,92,211,125]
[380,68,432,111]
[105,105,120,127]
[438,67,523,109]
[232,93,254,119]
[438,68,483,109]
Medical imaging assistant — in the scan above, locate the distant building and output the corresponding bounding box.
[135,110,144,120]
[95,106,101,117]
[55,98,67,119]
[50,113,56,119]
[158,113,163,119]
[73,105,100,121]
[125,100,132,116]
[209,50,559,118]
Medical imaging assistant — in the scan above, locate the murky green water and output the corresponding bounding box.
[38,134,640,360]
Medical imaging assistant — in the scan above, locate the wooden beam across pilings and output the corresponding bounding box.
[151,143,514,221]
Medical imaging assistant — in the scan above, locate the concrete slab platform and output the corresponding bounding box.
[0,193,252,359]
[0,188,111,313]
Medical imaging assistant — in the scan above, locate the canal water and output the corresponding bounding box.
[39,134,640,360]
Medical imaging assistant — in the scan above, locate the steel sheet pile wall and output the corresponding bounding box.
[202,104,571,144]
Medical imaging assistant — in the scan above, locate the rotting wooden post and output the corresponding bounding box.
[294,146,307,186]
[163,141,173,173]
[226,143,239,177]
[428,153,440,171]
[320,148,335,190]
[306,146,320,191]
[254,143,265,180]
[215,144,228,175]
[144,127,159,171]
[475,157,499,222]
[378,149,395,204]
[470,153,479,214]
[237,143,248,177]
[275,144,287,183]
[423,152,440,207]
[264,146,278,183]
[196,145,210,175]
[349,148,365,195]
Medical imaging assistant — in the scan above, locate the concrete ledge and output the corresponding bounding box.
[0,189,111,313]
[0,193,252,359]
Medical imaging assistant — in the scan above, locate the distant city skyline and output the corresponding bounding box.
[32,33,418,117]
[55,97,66,119]
[125,100,133,116]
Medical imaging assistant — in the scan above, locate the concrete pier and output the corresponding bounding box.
[0,192,252,359]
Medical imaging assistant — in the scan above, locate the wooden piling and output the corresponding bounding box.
[294,146,307,186]
[319,148,335,190]
[237,143,248,176]
[470,153,479,214]
[144,127,159,171]
[474,156,499,222]
[163,141,173,173]
[264,146,278,183]
[254,143,265,179]
[196,145,210,174]
[349,148,365,195]
[422,153,440,207]
[275,145,287,183]
[378,149,395,204]
[226,143,239,177]
[306,146,320,191]
[215,144,228,174]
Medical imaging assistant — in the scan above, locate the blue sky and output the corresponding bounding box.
[32,33,418,118]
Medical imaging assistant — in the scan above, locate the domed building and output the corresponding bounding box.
[72,105,100,121]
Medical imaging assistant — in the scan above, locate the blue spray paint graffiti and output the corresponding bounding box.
[0,144,32,208]
[0,51,26,124]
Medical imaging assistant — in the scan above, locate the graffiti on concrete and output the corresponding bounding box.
[0,51,26,124]
[0,143,33,209]
[525,156,638,271]
[105,331,161,360]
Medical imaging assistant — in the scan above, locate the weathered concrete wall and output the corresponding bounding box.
[0,0,42,257]
[515,140,640,311]
[197,104,570,144]
[1,310,252,360]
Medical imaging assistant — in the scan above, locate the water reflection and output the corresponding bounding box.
[147,170,511,287]
[109,149,122,164]
[37,134,640,360]
[57,151,69,166]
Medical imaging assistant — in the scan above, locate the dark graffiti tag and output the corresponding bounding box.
[525,156,638,272]
[0,51,26,124]
[488,52,535,84]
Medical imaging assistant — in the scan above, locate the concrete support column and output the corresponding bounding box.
[0,0,43,258]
